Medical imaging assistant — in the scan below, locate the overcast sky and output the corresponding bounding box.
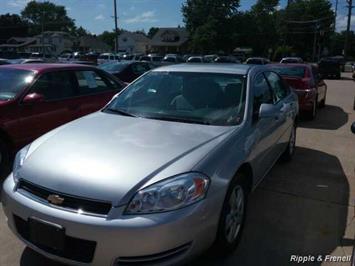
[1,0,353,34]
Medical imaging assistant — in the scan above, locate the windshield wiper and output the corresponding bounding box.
[104,108,137,117]
[143,116,211,125]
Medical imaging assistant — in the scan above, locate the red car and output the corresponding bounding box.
[0,64,124,174]
[270,63,327,119]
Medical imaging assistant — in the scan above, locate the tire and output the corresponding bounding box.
[0,138,10,177]
[281,124,296,162]
[319,91,326,108]
[306,99,317,120]
[213,172,248,255]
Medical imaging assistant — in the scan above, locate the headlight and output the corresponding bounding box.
[13,145,30,182]
[125,172,210,214]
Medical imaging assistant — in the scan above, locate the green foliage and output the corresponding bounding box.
[182,0,345,58]
[75,26,89,37]
[97,31,118,50]
[148,27,159,39]
[21,0,75,35]
[0,14,29,43]
[182,0,240,53]
[273,45,294,61]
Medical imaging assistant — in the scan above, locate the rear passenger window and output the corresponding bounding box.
[75,71,113,95]
[31,71,76,101]
[265,72,288,102]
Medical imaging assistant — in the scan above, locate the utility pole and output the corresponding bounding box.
[42,9,45,58]
[334,0,338,30]
[114,0,119,53]
[344,0,354,59]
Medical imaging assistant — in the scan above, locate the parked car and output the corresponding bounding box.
[214,56,241,63]
[9,58,45,64]
[0,59,10,65]
[280,57,303,64]
[203,54,218,63]
[0,64,124,175]
[344,61,355,72]
[2,64,298,265]
[270,64,327,120]
[162,54,185,64]
[67,60,97,66]
[269,63,327,120]
[29,53,57,63]
[99,61,154,83]
[58,53,72,63]
[318,58,341,79]
[245,57,270,65]
[139,54,163,65]
[97,53,118,65]
[186,56,205,63]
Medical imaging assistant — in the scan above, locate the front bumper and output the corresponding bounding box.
[2,175,218,266]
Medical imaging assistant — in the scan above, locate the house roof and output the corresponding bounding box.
[0,37,36,48]
[150,27,189,47]
[79,36,110,50]
[119,32,151,43]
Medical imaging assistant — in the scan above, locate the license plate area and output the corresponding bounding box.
[29,217,65,251]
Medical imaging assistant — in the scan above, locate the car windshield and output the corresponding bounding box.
[272,66,305,78]
[100,63,128,72]
[0,69,34,100]
[105,71,246,126]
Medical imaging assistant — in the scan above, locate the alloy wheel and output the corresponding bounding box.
[225,185,244,243]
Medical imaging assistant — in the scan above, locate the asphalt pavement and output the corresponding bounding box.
[0,73,354,266]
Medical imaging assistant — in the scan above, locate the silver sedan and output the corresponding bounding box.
[2,64,298,265]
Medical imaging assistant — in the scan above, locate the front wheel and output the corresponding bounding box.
[213,173,248,255]
[306,99,317,120]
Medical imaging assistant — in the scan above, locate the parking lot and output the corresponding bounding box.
[0,73,354,266]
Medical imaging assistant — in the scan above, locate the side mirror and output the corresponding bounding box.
[22,93,45,104]
[351,122,355,134]
[259,103,279,119]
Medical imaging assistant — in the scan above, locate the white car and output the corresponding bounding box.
[97,53,119,65]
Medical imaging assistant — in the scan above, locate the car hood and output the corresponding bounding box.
[20,112,233,205]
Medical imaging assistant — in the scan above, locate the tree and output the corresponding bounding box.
[182,0,240,53]
[248,0,280,56]
[147,27,159,39]
[98,30,118,50]
[75,26,89,37]
[0,14,29,44]
[280,0,335,60]
[21,0,75,35]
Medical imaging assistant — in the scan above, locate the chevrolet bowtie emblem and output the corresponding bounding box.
[47,194,65,205]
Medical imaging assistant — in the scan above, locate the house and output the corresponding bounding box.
[77,35,111,53]
[118,32,151,54]
[28,31,74,55]
[0,37,36,53]
[150,27,189,54]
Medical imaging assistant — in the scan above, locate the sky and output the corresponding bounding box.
[1,0,354,34]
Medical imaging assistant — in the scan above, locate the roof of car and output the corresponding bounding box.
[153,63,252,75]
[0,63,96,73]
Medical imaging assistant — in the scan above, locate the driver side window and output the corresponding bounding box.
[253,73,273,120]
